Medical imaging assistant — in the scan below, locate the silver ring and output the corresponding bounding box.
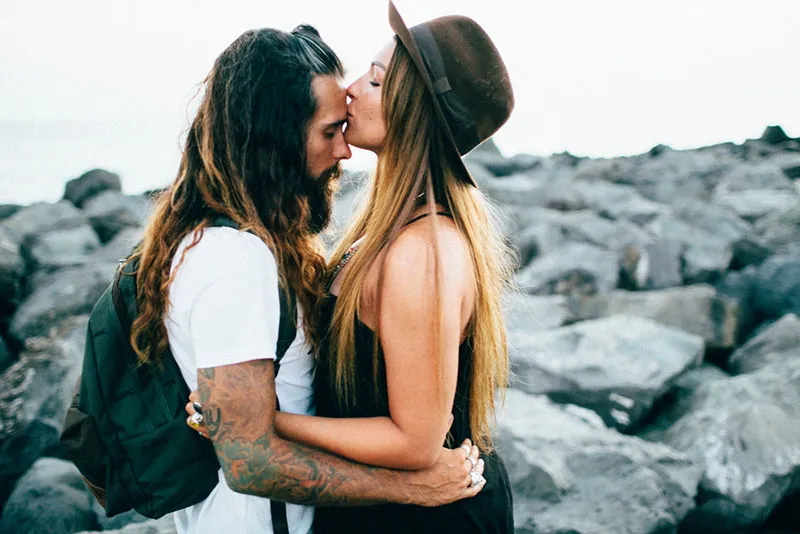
[469,471,482,487]
[190,412,204,426]
[467,456,477,470]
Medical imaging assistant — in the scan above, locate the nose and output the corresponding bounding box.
[346,79,359,100]
[334,133,352,161]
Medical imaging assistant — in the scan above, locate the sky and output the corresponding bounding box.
[1,0,799,182]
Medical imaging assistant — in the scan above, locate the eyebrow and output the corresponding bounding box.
[324,118,347,130]
[371,61,387,71]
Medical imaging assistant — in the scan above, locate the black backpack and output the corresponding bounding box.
[60,218,297,531]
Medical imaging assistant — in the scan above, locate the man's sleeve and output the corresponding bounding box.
[187,232,280,369]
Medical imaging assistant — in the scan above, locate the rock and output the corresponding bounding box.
[0,204,22,221]
[75,515,177,534]
[82,191,152,242]
[92,501,151,532]
[91,225,144,263]
[63,168,122,208]
[763,152,800,181]
[508,315,704,431]
[465,150,541,177]
[713,163,796,195]
[503,292,574,339]
[617,149,736,205]
[515,242,620,297]
[477,172,549,206]
[0,335,12,372]
[1,201,89,245]
[0,457,97,534]
[20,225,101,274]
[9,262,116,344]
[619,240,684,291]
[646,200,767,283]
[714,189,799,223]
[638,363,731,440]
[0,317,87,509]
[751,255,800,321]
[761,125,792,146]
[571,285,741,349]
[0,226,25,323]
[656,359,800,532]
[497,390,702,534]
[728,314,800,375]
[755,203,800,257]
[563,176,665,225]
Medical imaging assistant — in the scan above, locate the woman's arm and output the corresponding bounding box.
[276,224,473,470]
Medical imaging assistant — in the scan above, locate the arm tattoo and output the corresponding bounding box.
[197,361,407,506]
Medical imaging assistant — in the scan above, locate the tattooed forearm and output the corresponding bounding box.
[197,361,409,507]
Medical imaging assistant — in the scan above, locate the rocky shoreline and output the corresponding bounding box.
[1,126,800,533]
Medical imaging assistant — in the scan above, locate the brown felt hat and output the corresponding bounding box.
[388,1,514,186]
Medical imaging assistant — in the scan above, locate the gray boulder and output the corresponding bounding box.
[713,162,796,195]
[63,168,122,208]
[0,226,24,320]
[557,178,665,225]
[515,242,620,297]
[464,150,541,177]
[0,204,22,221]
[751,255,800,320]
[0,317,86,508]
[646,200,766,283]
[497,390,702,534]
[476,171,549,207]
[755,203,800,256]
[0,457,98,534]
[764,151,800,180]
[728,314,800,375]
[82,191,152,242]
[509,315,704,430]
[0,201,89,242]
[571,285,741,349]
[617,148,736,205]
[619,240,684,290]
[20,225,101,273]
[714,189,799,223]
[92,501,151,532]
[0,335,11,372]
[503,292,574,338]
[655,359,800,532]
[9,261,116,343]
[91,225,144,263]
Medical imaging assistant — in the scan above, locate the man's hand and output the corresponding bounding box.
[185,386,485,506]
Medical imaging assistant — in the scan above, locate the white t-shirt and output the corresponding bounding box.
[164,227,315,534]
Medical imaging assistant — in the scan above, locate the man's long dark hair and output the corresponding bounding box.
[130,25,343,365]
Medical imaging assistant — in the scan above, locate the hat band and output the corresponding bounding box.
[410,24,481,155]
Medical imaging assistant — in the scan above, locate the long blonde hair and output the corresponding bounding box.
[327,40,513,450]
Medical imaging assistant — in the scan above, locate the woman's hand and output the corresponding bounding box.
[186,390,209,439]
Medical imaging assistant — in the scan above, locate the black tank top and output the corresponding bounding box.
[314,212,514,533]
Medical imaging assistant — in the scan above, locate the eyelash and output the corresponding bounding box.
[370,81,380,87]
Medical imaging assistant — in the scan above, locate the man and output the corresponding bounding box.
[130,25,481,534]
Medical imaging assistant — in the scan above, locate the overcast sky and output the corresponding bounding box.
[1,0,799,161]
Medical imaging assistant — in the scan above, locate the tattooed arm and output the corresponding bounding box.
[197,359,484,506]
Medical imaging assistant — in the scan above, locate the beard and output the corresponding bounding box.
[304,162,342,235]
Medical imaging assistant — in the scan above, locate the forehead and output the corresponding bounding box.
[374,40,396,69]
[310,75,347,126]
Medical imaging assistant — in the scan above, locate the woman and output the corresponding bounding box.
[191,3,515,532]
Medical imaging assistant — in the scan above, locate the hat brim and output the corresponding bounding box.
[388,1,477,187]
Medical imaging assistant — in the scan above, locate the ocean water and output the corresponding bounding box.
[0,120,377,206]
